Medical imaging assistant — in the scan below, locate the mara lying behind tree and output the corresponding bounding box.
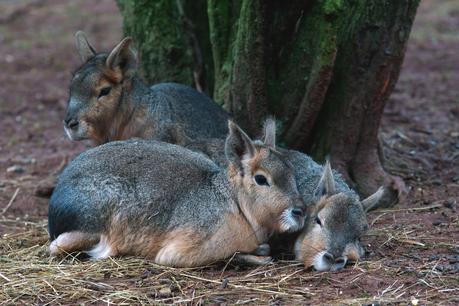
[63,31,229,146]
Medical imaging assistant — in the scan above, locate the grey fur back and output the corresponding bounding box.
[147,83,230,141]
[175,134,357,206]
[65,32,231,146]
[48,139,230,239]
[281,150,357,205]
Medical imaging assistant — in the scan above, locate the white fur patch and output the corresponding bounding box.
[87,235,113,259]
[64,126,75,141]
[312,252,348,272]
[63,120,88,141]
[312,251,330,271]
[49,241,59,255]
[279,208,304,233]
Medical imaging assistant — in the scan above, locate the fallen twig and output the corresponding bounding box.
[1,188,20,216]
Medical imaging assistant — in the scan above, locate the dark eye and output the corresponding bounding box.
[98,86,112,98]
[254,174,269,186]
[315,216,322,226]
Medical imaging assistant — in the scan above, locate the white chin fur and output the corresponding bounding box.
[279,209,304,233]
[64,126,75,140]
[313,251,331,271]
[312,252,348,272]
[64,123,88,141]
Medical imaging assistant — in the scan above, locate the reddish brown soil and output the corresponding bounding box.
[0,0,121,225]
[0,0,457,305]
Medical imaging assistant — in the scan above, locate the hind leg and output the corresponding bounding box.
[49,232,100,256]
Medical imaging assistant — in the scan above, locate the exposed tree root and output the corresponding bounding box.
[350,147,406,209]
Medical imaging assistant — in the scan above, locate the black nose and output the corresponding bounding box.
[291,208,304,218]
[333,256,347,271]
[335,257,346,265]
[64,118,79,130]
[323,252,335,264]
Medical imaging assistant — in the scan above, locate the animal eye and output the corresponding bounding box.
[254,174,269,186]
[315,217,322,226]
[98,86,112,98]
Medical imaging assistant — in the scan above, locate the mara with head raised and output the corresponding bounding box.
[49,121,305,267]
[63,31,229,146]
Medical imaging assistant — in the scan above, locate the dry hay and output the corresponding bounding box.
[0,218,311,305]
[0,215,457,305]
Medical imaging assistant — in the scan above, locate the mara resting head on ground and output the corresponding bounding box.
[294,161,384,272]
[64,31,138,143]
[49,120,305,267]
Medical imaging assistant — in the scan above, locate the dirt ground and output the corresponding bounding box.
[0,0,458,305]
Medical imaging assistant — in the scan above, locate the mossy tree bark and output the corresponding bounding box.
[117,0,420,206]
[116,0,213,94]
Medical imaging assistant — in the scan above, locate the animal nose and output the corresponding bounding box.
[335,257,346,265]
[332,256,347,271]
[323,252,335,265]
[291,208,304,218]
[64,118,79,130]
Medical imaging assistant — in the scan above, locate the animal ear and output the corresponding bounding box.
[225,121,256,172]
[314,160,336,198]
[361,187,385,212]
[75,31,96,62]
[106,37,137,79]
[263,118,276,148]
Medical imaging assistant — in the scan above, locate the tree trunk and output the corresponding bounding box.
[116,0,213,94]
[117,0,420,206]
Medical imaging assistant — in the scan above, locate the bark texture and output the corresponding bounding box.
[117,0,420,206]
[116,0,211,92]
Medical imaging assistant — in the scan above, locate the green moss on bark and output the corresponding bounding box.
[117,0,420,200]
[310,0,420,161]
[266,0,338,131]
[207,0,234,105]
[117,0,194,85]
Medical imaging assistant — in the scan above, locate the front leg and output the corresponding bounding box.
[253,243,271,256]
[233,244,272,265]
[234,254,273,265]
